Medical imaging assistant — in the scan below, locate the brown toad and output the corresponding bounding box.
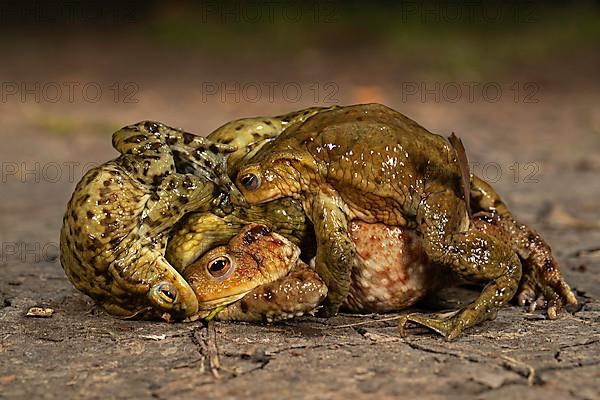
[233,103,577,339]
[182,224,328,322]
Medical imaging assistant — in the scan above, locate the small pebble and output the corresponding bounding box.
[25,307,54,318]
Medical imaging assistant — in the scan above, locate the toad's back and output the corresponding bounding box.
[271,104,464,225]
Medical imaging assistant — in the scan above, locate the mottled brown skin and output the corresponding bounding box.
[60,121,243,320]
[182,224,327,322]
[175,217,442,321]
[183,222,439,322]
[234,103,577,340]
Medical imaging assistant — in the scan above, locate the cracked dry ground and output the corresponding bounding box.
[1,96,600,400]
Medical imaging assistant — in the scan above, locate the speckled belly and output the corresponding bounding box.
[344,220,440,312]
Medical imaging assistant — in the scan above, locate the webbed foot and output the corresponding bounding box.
[399,309,497,341]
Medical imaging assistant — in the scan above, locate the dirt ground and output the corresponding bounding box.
[1,30,600,399]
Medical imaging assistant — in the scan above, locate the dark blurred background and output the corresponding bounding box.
[0,1,599,225]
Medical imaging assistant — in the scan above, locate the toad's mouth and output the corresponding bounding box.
[196,291,253,311]
[185,290,254,321]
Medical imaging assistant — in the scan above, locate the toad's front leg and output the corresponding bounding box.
[109,248,199,320]
[306,190,358,316]
[140,174,221,235]
[400,187,522,341]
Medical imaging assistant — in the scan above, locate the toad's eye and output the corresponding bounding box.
[156,282,177,303]
[239,174,260,190]
[208,256,232,278]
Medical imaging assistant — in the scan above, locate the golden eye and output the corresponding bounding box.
[207,256,232,278]
[156,282,177,303]
[239,174,260,190]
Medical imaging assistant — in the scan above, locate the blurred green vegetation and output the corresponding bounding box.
[142,2,600,76]
[2,1,599,77]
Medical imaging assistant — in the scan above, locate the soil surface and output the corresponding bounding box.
[1,33,600,399]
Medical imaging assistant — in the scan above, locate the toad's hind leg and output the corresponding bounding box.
[400,188,522,340]
[470,175,577,317]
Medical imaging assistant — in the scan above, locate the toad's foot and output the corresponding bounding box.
[513,234,578,319]
[516,272,577,319]
[397,246,518,340]
[398,309,497,341]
